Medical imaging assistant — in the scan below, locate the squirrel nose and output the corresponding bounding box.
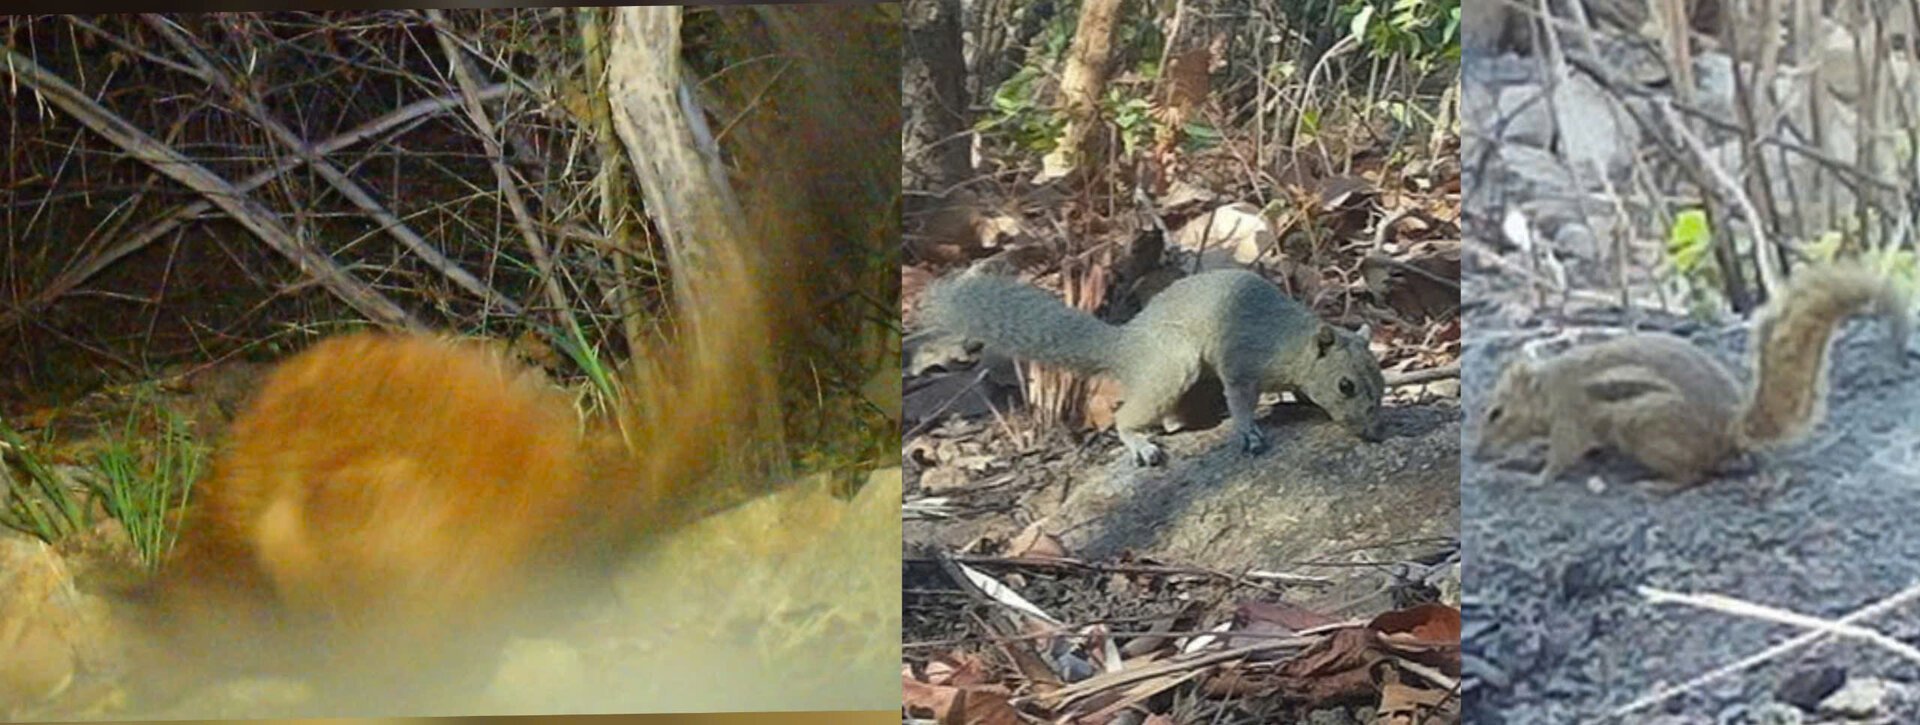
[1471,437,1496,460]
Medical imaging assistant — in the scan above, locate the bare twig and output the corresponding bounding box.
[1,46,418,328]
[1612,582,1920,717]
[1640,586,1920,664]
[1386,363,1460,388]
[1653,99,1784,295]
[0,83,518,329]
[142,15,520,320]
[424,8,574,323]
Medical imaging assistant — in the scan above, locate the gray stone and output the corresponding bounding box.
[1749,701,1805,725]
[1497,84,1555,148]
[1819,676,1891,718]
[1552,73,1636,180]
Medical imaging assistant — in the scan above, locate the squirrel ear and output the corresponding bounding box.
[1316,324,1337,353]
[1499,359,1534,387]
[1355,324,1372,341]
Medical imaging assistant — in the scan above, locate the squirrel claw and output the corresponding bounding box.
[1131,443,1167,467]
[1239,428,1269,455]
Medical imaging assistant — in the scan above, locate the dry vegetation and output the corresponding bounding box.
[901,0,1463,721]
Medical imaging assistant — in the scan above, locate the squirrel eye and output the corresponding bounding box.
[1487,407,1504,423]
[1339,379,1356,397]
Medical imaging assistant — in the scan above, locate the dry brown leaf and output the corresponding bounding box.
[1379,676,1454,723]
[927,653,995,688]
[904,664,1022,725]
[903,672,960,719]
[1006,620,1067,691]
[1368,603,1461,644]
[1377,664,1459,725]
[1084,377,1124,432]
[1165,44,1212,114]
[1213,627,1379,703]
[1369,603,1463,677]
[1008,521,1071,559]
[1237,599,1340,633]
[949,686,1022,725]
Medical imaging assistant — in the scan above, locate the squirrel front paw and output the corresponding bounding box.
[1129,442,1167,467]
[1238,427,1269,455]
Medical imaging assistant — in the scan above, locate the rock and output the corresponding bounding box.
[1496,85,1554,148]
[1461,0,1523,57]
[1498,145,1571,195]
[1692,53,1736,121]
[1548,221,1600,263]
[1749,702,1804,725]
[1551,73,1636,180]
[1818,676,1891,718]
[1775,665,1846,711]
[0,620,74,710]
[0,533,85,714]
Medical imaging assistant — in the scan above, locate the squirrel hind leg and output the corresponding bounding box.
[1113,358,1202,467]
[1612,402,1733,488]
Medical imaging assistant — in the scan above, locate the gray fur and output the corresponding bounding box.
[921,268,1387,465]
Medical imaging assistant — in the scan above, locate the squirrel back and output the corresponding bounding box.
[1740,261,1911,445]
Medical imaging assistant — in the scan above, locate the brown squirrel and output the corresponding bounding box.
[118,245,802,713]
[1474,262,1912,488]
[921,267,1386,466]
[105,8,897,715]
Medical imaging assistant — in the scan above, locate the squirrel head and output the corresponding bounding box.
[1476,357,1549,458]
[1296,323,1386,441]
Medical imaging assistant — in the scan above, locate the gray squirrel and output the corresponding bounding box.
[921,267,1386,465]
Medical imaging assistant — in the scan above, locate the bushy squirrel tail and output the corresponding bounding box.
[1738,261,1912,445]
[921,272,1125,375]
[587,5,899,547]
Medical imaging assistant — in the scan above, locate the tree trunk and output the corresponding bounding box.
[1039,0,1125,182]
[903,0,973,194]
[605,6,745,308]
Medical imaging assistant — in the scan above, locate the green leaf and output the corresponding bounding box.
[1667,209,1712,273]
[1349,3,1376,43]
[1806,230,1844,263]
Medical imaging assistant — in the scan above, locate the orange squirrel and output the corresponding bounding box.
[125,264,781,712]
[105,7,897,713]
